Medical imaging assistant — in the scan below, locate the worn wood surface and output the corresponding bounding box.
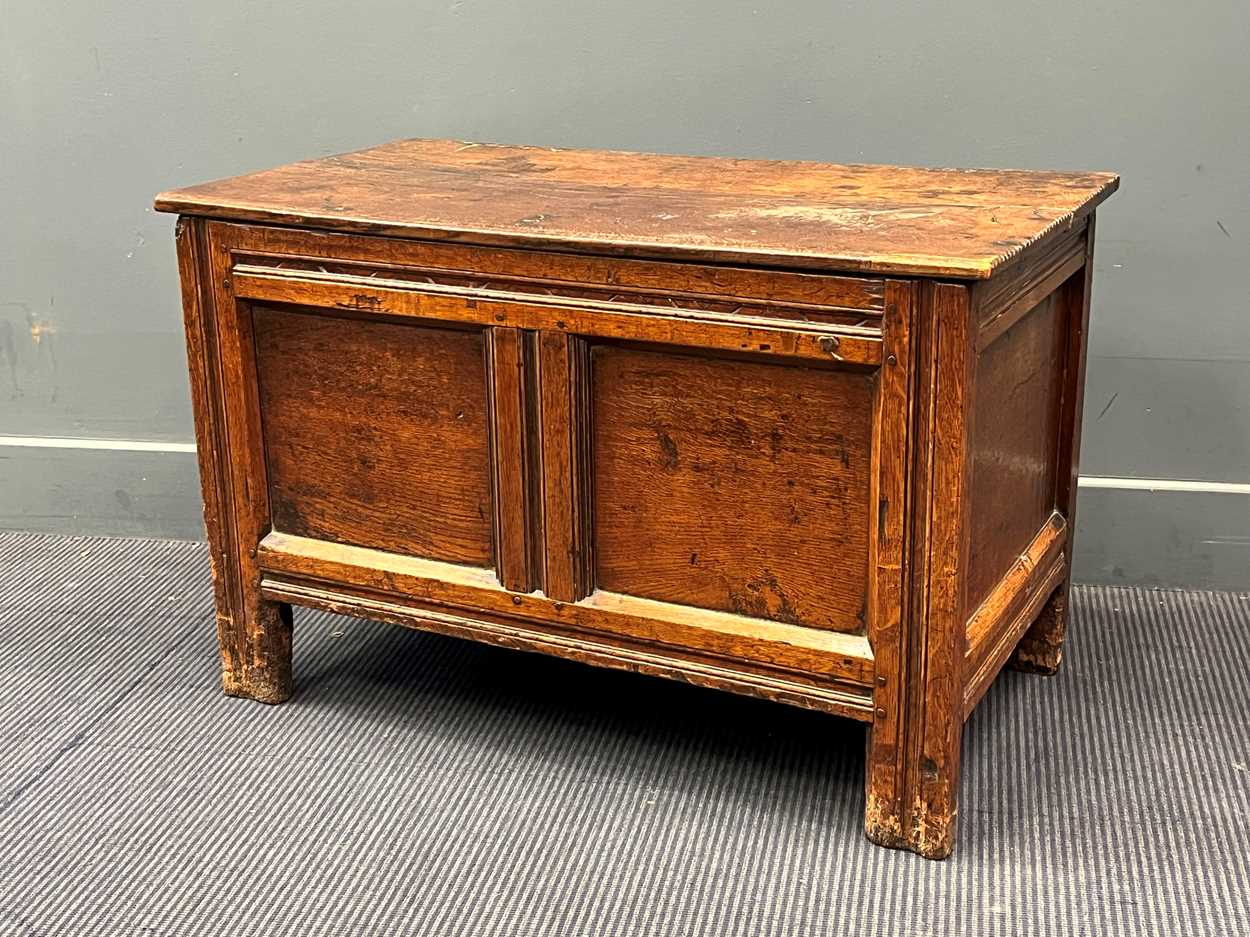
[1010,587,1070,675]
[963,512,1068,717]
[970,219,1090,352]
[864,281,974,860]
[252,306,495,567]
[965,548,1067,716]
[156,138,1118,278]
[256,531,876,698]
[486,327,538,592]
[260,575,875,720]
[219,222,886,317]
[966,293,1066,611]
[1010,218,1098,675]
[862,279,917,854]
[538,331,595,603]
[972,219,1087,348]
[965,513,1067,661]
[163,144,1114,860]
[592,345,873,633]
[230,264,884,366]
[176,218,293,703]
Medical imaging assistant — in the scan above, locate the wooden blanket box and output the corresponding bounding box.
[157,139,1117,858]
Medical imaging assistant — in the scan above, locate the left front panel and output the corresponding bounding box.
[203,221,507,587]
[251,306,494,567]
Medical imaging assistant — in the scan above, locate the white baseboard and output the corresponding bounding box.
[1078,475,1250,495]
[0,435,198,454]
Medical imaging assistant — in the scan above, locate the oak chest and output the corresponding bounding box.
[156,140,1117,858]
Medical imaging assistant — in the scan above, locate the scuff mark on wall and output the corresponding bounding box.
[1097,393,1118,421]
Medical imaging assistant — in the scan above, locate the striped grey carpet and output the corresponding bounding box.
[0,531,1246,936]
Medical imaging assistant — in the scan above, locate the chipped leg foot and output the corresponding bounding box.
[1009,586,1068,675]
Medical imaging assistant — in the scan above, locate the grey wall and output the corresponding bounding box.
[2,1,1247,588]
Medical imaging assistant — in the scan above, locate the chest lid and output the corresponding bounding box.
[155,138,1117,279]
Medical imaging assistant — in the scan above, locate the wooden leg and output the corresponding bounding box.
[218,597,294,703]
[863,281,971,860]
[177,217,294,705]
[864,685,963,860]
[1009,584,1068,675]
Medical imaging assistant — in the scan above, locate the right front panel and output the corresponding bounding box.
[590,343,874,634]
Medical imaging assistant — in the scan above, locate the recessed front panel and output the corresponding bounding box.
[591,346,874,633]
[252,306,494,567]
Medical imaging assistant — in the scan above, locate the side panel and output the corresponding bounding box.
[962,217,1096,707]
[966,293,1065,611]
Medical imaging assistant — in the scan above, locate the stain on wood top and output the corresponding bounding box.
[155,138,1118,279]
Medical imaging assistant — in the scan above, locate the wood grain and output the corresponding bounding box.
[968,553,1066,714]
[964,511,1067,716]
[972,219,1087,345]
[487,327,541,593]
[174,218,233,625]
[180,221,294,703]
[911,281,976,860]
[260,577,875,721]
[1010,216,1098,674]
[255,531,876,692]
[864,281,975,860]
[230,265,884,367]
[252,306,494,567]
[966,294,1066,612]
[863,279,918,849]
[965,513,1066,665]
[156,138,1118,278]
[591,345,874,633]
[227,226,886,316]
[538,331,594,602]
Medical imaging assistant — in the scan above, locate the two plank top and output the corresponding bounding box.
[156,138,1118,279]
